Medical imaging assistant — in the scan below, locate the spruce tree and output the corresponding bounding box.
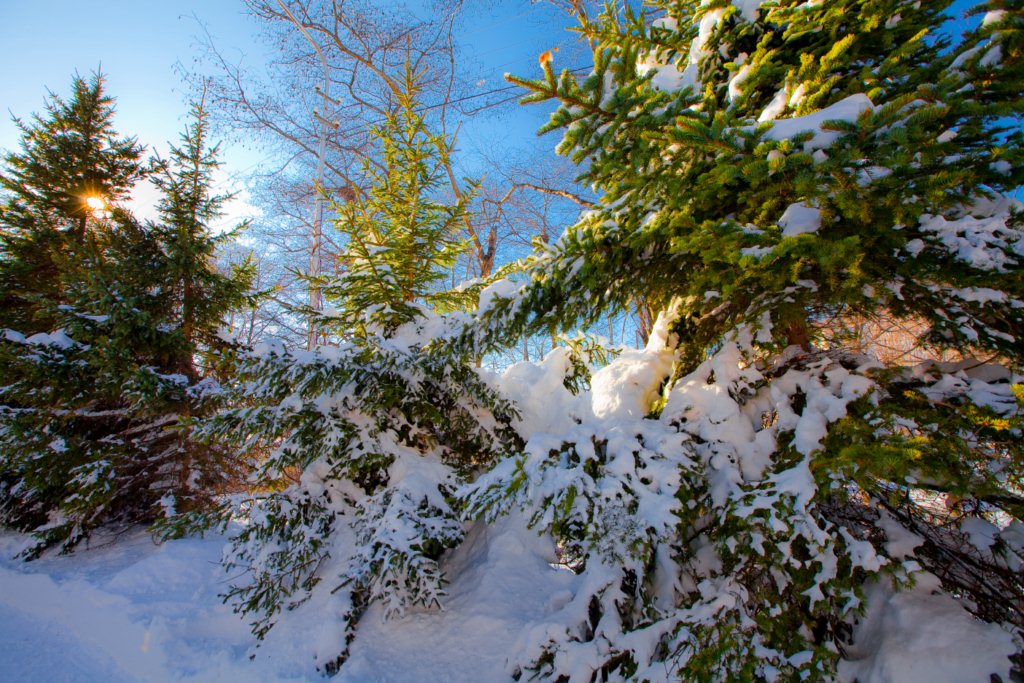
[183,66,520,673]
[0,87,253,556]
[0,72,146,332]
[465,1,1023,680]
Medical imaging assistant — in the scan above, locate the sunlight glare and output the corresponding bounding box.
[84,195,106,214]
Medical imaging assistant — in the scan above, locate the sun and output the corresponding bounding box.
[84,196,106,214]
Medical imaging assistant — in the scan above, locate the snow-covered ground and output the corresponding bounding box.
[0,515,576,683]
[0,529,282,682]
[3,517,1018,683]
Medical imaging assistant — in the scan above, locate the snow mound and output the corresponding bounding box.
[839,573,1017,683]
[591,307,678,419]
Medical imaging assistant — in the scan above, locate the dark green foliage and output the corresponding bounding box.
[0,72,147,332]
[0,79,254,556]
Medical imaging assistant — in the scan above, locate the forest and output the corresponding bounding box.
[0,0,1022,681]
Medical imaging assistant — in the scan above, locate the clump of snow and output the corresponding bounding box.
[663,333,874,506]
[24,329,78,349]
[759,87,790,122]
[590,305,679,419]
[637,9,725,94]
[763,93,875,150]
[1000,522,1024,571]
[477,279,522,314]
[983,10,1007,26]
[727,60,751,102]
[918,199,1024,272]
[732,0,762,22]
[788,83,807,109]
[491,346,586,435]
[904,238,925,256]
[951,43,986,71]
[778,202,822,237]
[960,517,999,553]
[980,45,1002,67]
[742,245,774,258]
[915,359,1021,417]
[877,512,924,559]
[637,54,687,92]
[992,159,1013,175]
[944,286,1008,304]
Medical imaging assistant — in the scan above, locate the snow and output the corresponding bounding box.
[992,159,1013,175]
[3,329,1020,683]
[24,329,78,349]
[759,87,790,122]
[638,56,686,93]
[946,286,1007,304]
[477,279,522,314]
[732,0,762,22]
[838,573,1017,683]
[0,518,574,683]
[788,83,807,108]
[918,200,1024,271]
[741,245,773,258]
[0,531,280,683]
[777,202,822,237]
[491,346,584,435]
[951,43,985,71]
[338,515,574,683]
[877,512,924,559]
[980,45,1002,67]
[3,4,1022,681]
[637,9,725,94]
[917,361,1021,416]
[763,93,875,149]
[727,62,751,102]
[590,306,678,419]
[960,516,999,552]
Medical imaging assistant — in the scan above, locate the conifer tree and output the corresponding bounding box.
[0,86,253,556]
[151,93,254,381]
[318,72,477,335]
[183,65,520,673]
[0,72,146,332]
[465,1,1023,679]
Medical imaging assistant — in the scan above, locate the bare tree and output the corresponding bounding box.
[193,0,607,354]
[192,0,487,346]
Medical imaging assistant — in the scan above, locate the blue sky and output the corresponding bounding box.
[0,0,987,150]
[0,1,268,225]
[0,1,576,224]
[0,1,263,160]
[0,0,990,223]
